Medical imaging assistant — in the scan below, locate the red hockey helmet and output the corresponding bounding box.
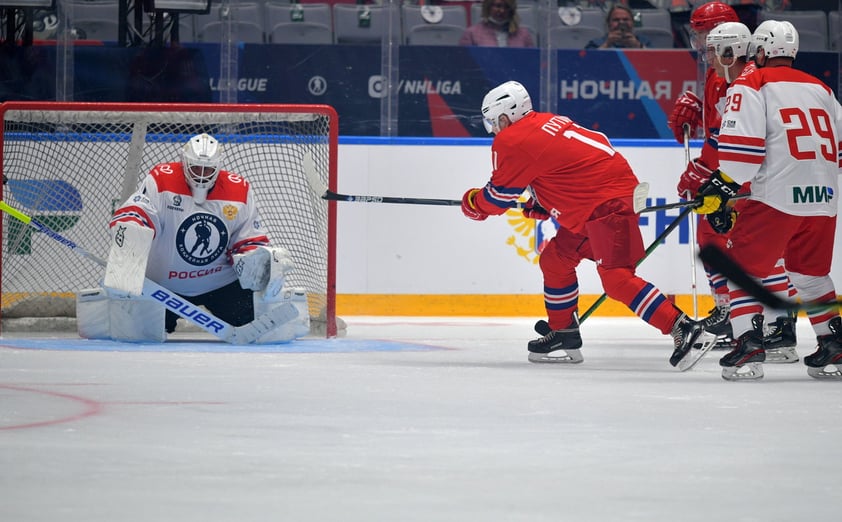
[690,2,739,33]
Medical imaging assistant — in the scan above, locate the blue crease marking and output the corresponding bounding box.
[0,338,444,353]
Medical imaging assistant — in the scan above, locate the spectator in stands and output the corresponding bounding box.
[585,5,651,49]
[459,0,535,48]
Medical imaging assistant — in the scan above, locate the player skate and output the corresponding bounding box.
[719,314,765,381]
[700,305,735,350]
[804,317,842,380]
[764,315,798,364]
[528,315,583,363]
[670,313,717,370]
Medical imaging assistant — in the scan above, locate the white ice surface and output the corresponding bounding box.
[1,317,840,522]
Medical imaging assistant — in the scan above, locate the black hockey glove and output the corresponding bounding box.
[707,206,737,234]
[693,170,741,215]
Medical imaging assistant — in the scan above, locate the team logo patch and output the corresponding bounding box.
[222,204,238,220]
[176,213,229,266]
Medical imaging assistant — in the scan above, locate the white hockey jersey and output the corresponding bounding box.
[718,65,842,217]
[110,162,270,296]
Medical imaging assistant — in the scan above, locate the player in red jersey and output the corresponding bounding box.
[696,21,842,380]
[668,2,798,361]
[461,80,716,369]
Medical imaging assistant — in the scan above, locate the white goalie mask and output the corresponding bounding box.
[481,81,533,134]
[751,20,798,64]
[182,133,223,204]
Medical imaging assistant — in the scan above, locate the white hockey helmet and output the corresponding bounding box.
[481,80,533,134]
[751,20,798,61]
[181,133,222,204]
[706,22,751,62]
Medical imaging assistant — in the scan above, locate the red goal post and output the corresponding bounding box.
[0,102,339,338]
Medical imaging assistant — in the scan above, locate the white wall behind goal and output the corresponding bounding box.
[335,139,842,296]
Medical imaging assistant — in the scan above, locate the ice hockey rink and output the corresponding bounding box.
[1,316,839,522]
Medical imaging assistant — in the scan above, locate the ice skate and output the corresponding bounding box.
[700,305,735,351]
[720,315,765,381]
[670,313,716,371]
[804,317,842,380]
[528,316,583,364]
[764,316,799,364]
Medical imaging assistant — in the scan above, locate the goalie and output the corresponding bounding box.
[77,133,309,343]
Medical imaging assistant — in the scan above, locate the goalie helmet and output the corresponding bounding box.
[481,80,532,135]
[182,133,223,204]
[752,20,798,63]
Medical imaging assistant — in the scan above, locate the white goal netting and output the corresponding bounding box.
[1,102,339,337]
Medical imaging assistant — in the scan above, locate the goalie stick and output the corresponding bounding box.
[0,201,297,344]
[303,152,650,212]
[699,244,842,313]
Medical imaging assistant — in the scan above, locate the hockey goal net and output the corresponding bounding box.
[0,102,339,337]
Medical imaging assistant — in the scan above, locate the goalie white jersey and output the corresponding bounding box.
[110,162,270,296]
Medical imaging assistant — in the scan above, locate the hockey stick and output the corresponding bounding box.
[0,201,296,344]
[303,152,649,212]
[637,192,751,213]
[302,152,525,208]
[683,124,699,319]
[574,205,695,324]
[699,244,842,313]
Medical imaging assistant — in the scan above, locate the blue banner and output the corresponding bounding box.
[1,44,837,138]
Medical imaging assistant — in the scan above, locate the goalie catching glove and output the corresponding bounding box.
[461,188,489,221]
[233,246,295,293]
[667,91,702,143]
[693,170,741,215]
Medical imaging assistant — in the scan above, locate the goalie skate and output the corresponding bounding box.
[529,318,583,364]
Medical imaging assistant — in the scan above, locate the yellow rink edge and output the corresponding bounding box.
[337,294,718,317]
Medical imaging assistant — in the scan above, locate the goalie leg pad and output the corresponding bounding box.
[233,246,294,292]
[77,287,166,342]
[109,296,167,343]
[254,287,310,343]
[104,222,154,296]
[77,288,112,340]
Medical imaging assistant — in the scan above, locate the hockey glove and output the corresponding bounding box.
[667,91,702,143]
[676,159,713,199]
[522,198,551,220]
[461,188,488,221]
[707,206,737,234]
[693,170,741,215]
